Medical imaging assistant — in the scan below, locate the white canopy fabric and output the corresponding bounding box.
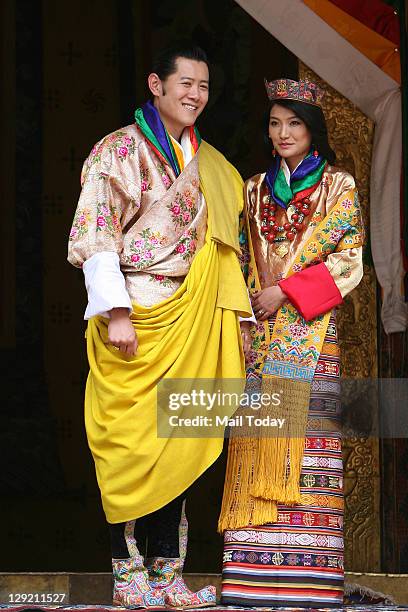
[235,0,406,333]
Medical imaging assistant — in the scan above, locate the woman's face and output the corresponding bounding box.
[269,104,312,167]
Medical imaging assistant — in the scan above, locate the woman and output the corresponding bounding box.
[219,79,364,607]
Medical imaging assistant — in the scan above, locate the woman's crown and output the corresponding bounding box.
[264,78,324,108]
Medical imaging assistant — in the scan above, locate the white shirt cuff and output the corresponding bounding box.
[82,251,132,320]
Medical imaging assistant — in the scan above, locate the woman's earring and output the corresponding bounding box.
[272,148,276,157]
[313,145,319,157]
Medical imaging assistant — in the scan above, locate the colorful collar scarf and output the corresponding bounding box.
[265,152,326,209]
[134,100,201,177]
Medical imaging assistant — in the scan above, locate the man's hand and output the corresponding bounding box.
[108,307,138,355]
[251,286,287,321]
[240,321,252,360]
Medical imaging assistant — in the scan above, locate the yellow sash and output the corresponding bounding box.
[85,143,251,523]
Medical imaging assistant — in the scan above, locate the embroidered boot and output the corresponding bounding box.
[146,556,216,609]
[112,555,165,608]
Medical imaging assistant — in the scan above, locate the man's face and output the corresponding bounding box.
[149,58,209,139]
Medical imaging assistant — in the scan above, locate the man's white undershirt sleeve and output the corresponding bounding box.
[82,251,132,320]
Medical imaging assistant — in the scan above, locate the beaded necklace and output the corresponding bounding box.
[262,152,326,257]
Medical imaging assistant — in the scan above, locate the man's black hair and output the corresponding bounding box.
[152,42,209,81]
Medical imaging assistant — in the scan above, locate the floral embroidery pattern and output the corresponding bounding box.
[246,321,268,376]
[108,132,137,162]
[339,264,352,278]
[341,197,353,209]
[173,228,198,263]
[156,161,172,189]
[96,203,121,237]
[168,189,198,229]
[149,274,174,288]
[238,213,250,280]
[295,191,362,272]
[309,211,322,227]
[140,167,152,193]
[127,228,167,269]
[288,322,309,340]
[69,207,91,240]
[266,305,323,369]
[88,131,137,170]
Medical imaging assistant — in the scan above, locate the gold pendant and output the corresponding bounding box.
[275,243,289,258]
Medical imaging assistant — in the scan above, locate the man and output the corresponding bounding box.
[68,43,251,608]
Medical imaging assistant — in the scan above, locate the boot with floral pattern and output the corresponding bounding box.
[146,557,216,608]
[112,555,165,608]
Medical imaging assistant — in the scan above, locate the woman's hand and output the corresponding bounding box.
[251,286,287,321]
[240,321,252,360]
[108,307,138,355]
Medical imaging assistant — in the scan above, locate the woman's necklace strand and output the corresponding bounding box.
[260,195,310,243]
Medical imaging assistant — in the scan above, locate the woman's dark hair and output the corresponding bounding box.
[152,42,209,81]
[264,99,336,165]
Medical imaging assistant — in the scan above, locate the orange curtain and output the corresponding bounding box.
[303,0,401,83]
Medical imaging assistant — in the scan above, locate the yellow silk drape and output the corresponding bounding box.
[85,143,251,523]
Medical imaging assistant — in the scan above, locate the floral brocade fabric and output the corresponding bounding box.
[240,168,364,380]
[68,124,207,306]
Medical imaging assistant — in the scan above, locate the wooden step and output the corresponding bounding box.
[0,572,407,606]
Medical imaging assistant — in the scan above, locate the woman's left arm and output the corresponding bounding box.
[324,246,364,299]
[278,176,364,321]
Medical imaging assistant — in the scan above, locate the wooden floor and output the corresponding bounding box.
[0,572,407,610]
[0,604,407,611]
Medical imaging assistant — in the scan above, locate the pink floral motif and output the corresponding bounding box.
[342,198,353,209]
[95,203,121,237]
[167,190,197,229]
[329,229,343,242]
[140,167,152,193]
[286,554,300,565]
[69,207,92,239]
[288,323,309,339]
[316,555,328,566]
[127,228,167,269]
[156,161,172,189]
[173,229,198,262]
[85,131,137,173]
[149,274,174,288]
